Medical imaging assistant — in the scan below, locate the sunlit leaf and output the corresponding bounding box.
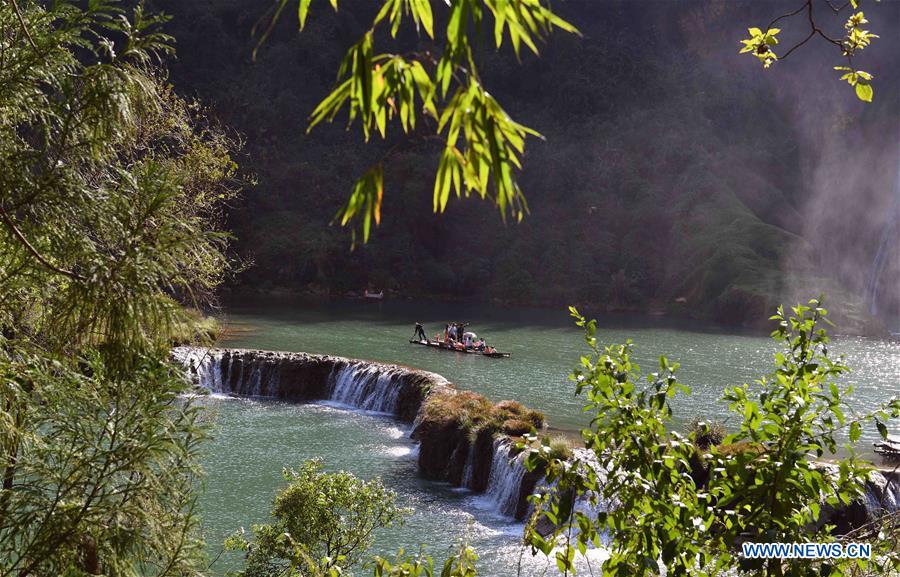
[855,81,873,102]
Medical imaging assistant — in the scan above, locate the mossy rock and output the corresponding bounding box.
[412,390,545,487]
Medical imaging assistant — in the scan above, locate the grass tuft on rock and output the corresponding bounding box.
[502,419,536,436]
[688,418,727,449]
[419,391,545,440]
[170,308,220,346]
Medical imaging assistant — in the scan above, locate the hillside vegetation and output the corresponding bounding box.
[153,0,900,330]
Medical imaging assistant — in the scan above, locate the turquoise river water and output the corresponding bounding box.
[200,298,900,575]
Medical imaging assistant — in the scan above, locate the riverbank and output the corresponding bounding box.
[221,286,891,338]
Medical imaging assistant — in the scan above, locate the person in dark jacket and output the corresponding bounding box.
[414,322,427,341]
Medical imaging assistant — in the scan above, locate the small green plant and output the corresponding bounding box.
[516,434,574,461]
[170,308,221,346]
[372,541,478,577]
[227,460,410,576]
[546,435,575,462]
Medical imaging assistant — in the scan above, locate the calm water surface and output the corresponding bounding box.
[201,299,900,575]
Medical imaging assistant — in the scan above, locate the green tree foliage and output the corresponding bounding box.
[256,0,578,244]
[0,1,238,356]
[524,299,900,576]
[372,543,478,577]
[742,0,880,101]
[0,0,239,574]
[0,351,207,577]
[226,459,410,576]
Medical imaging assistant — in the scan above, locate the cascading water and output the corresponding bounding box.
[328,363,405,414]
[173,347,224,391]
[866,160,900,329]
[172,346,444,423]
[173,346,610,522]
[524,448,611,541]
[461,443,477,489]
[479,438,529,517]
[862,470,900,518]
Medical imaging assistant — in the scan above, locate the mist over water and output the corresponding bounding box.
[866,161,900,329]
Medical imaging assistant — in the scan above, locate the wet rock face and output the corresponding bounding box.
[516,468,546,520]
[392,372,433,423]
[410,391,467,481]
[412,418,496,491]
[410,388,546,493]
[217,350,332,399]
[411,391,543,519]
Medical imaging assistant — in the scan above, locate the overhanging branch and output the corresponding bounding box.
[0,205,84,281]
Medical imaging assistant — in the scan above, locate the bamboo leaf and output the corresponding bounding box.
[412,0,434,38]
[298,0,313,29]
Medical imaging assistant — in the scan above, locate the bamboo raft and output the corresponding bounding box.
[874,434,900,461]
[408,339,511,358]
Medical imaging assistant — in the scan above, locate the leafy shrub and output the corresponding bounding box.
[226,460,409,575]
[525,300,900,576]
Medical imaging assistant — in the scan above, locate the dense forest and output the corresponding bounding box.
[153,0,900,330]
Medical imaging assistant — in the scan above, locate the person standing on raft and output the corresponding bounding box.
[413,322,427,341]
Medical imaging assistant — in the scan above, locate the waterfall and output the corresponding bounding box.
[866,160,900,321]
[479,438,529,517]
[172,347,441,421]
[172,347,224,391]
[327,363,406,414]
[461,442,477,489]
[525,448,611,539]
[173,346,548,519]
